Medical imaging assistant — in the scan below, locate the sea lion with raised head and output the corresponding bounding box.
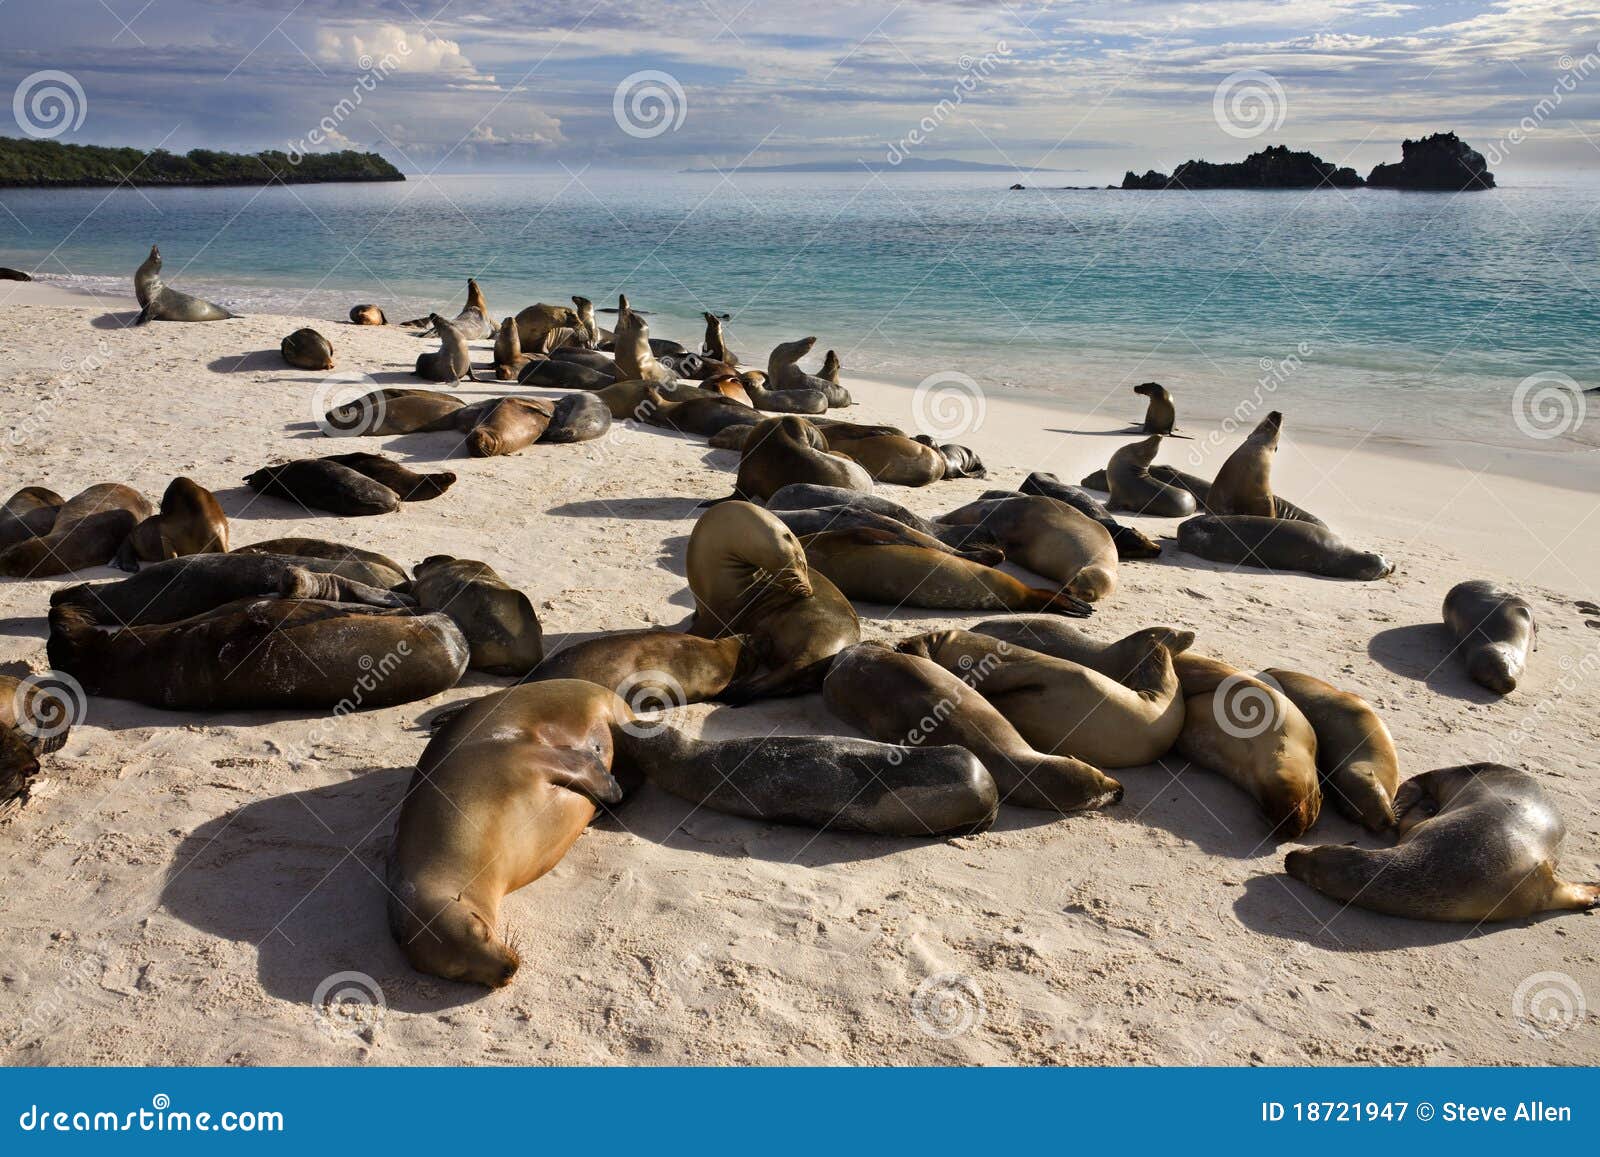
[540,392,613,443]
[114,476,228,571]
[386,680,625,987]
[739,369,827,415]
[493,317,536,381]
[910,435,987,479]
[0,484,154,578]
[1,487,65,551]
[1208,411,1282,517]
[769,336,851,407]
[615,726,999,836]
[1016,472,1162,559]
[1285,763,1598,921]
[322,388,466,437]
[721,416,873,504]
[823,642,1123,813]
[133,245,235,323]
[517,358,615,391]
[1106,435,1197,517]
[1443,580,1535,694]
[455,397,553,458]
[1133,382,1176,434]
[281,328,334,371]
[1177,514,1393,580]
[816,421,945,486]
[245,459,400,516]
[411,556,543,676]
[453,278,496,339]
[1079,466,1325,526]
[349,304,387,326]
[318,453,456,502]
[571,296,600,347]
[1261,668,1400,832]
[413,314,476,382]
[613,297,676,385]
[937,495,1118,602]
[534,630,755,704]
[702,312,737,365]
[820,349,841,384]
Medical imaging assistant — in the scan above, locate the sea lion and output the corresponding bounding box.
[456,396,553,458]
[970,615,1122,672]
[414,314,476,382]
[938,495,1118,601]
[708,424,755,451]
[823,642,1123,812]
[817,422,945,486]
[739,369,827,415]
[1285,763,1599,921]
[493,317,536,381]
[1079,466,1325,526]
[685,501,860,700]
[612,298,676,385]
[642,386,760,437]
[571,296,600,347]
[48,597,467,711]
[515,302,584,353]
[615,727,999,836]
[770,507,1003,565]
[0,267,32,281]
[702,312,737,366]
[769,337,851,407]
[1016,472,1162,559]
[349,304,387,326]
[547,346,616,372]
[280,328,334,371]
[910,435,987,479]
[231,539,408,588]
[1,487,65,551]
[660,352,738,383]
[244,459,400,516]
[722,416,874,504]
[803,528,1093,616]
[132,245,235,323]
[322,388,466,437]
[1208,411,1281,517]
[318,453,456,502]
[1134,382,1176,435]
[386,680,626,987]
[452,278,496,340]
[0,484,153,578]
[1262,668,1400,831]
[1177,515,1393,580]
[113,476,228,571]
[0,673,73,805]
[517,358,615,391]
[1172,652,1321,837]
[1443,580,1535,694]
[410,556,543,676]
[820,349,841,384]
[900,626,1194,767]
[765,483,994,554]
[533,630,754,704]
[540,392,612,444]
[592,378,709,421]
[1105,435,1197,517]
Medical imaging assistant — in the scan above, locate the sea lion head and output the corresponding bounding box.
[1101,626,1194,687]
[1251,411,1283,447]
[1133,381,1166,398]
[393,891,522,989]
[1394,763,1508,836]
[1467,643,1521,693]
[770,337,817,367]
[465,278,488,312]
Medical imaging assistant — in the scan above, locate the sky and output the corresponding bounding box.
[3,0,1599,179]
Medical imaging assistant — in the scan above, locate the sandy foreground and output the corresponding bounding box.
[0,278,1595,1067]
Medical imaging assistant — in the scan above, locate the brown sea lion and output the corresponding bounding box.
[231,539,408,588]
[533,630,755,705]
[349,304,386,326]
[281,328,334,370]
[938,495,1117,602]
[540,392,613,444]
[1262,668,1400,832]
[1134,382,1176,435]
[612,297,676,385]
[1177,515,1393,580]
[493,317,537,381]
[766,483,999,555]
[456,397,553,458]
[1208,411,1281,517]
[1443,580,1535,694]
[823,642,1124,812]
[411,556,543,676]
[413,314,475,382]
[1,487,65,551]
[133,245,235,323]
[386,680,626,987]
[0,673,74,805]
[1015,472,1162,559]
[721,415,873,504]
[641,386,760,437]
[517,358,615,390]
[319,453,456,502]
[322,388,466,437]
[514,302,583,353]
[770,506,1003,566]
[244,459,400,516]
[0,484,154,578]
[1079,466,1325,526]
[114,476,229,571]
[1106,435,1197,517]
[820,349,841,384]
[1286,763,1599,921]
[816,421,945,486]
[571,296,601,347]
[769,336,851,407]
[592,378,710,421]
[702,312,737,366]
[738,369,827,415]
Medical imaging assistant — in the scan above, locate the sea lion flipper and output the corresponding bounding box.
[546,760,624,806]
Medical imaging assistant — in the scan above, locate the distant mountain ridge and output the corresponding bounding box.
[683,157,1066,174]
[0,137,404,188]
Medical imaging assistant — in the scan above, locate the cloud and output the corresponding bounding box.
[315,23,477,74]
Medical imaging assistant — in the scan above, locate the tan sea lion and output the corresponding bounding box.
[493,317,537,381]
[386,680,626,987]
[1,673,73,805]
[739,369,827,414]
[1,487,65,551]
[937,495,1118,602]
[612,297,676,385]
[593,378,710,421]
[1134,382,1176,435]
[281,328,334,370]
[771,506,1003,565]
[1016,472,1163,559]
[514,302,583,353]
[133,245,235,323]
[641,386,760,437]
[0,484,154,578]
[1286,763,1599,921]
[456,396,553,458]
[1208,411,1281,517]
[769,336,851,407]
[722,415,873,504]
[414,314,476,382]
[349,304,387,326]
[816,421,945,486]
[1262,668,1400,831]
[1177,515,1393,580]
[702,312,737,365]
[823,642,1123,812]
[411,556,543,676]
[113,476,228,570]
[1106,435,1197,517]
[322,388,466,437]
[533,630,755,705]
[1443,580,1534,694]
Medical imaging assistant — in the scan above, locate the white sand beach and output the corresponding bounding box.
[1,279,1595,1066]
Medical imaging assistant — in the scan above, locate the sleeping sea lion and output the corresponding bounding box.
[739,369,827,415]
[937,495,1117,601]
[1443,580,1535,694]
[769,337,851,407]
[411,556,543,676]
[641,387,760,437]
[0,673,75,806]
[133,245,234,323]
[817,421,945,486]
[281,328,334,371]
[349,305,386,326]
[592,378,709,421]
[318,453,456,502]
[1177,515,1393,581]
[455,397,553,458]
[231,539,408,588]
[244,459,400,516]
[540,392,613,444]
[1,487,65,552]
[414,314,476,382]
[771,507,1003,565]
[0,484,154,578]
[1015,472,1162,559]
[322,388,466,437]
[1262,668,1400,831]
[1105,435,1197,517]
[721,416,873,504]
[533,630,754,704]
[766,484,994,554]
[517,358,615,391]
[910,435,987,479]
[114,476,228,570]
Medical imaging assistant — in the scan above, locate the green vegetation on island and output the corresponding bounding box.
[0,137,404,188]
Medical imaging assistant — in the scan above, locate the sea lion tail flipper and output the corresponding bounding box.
[109,536,142,573]
[1036,588,1095,618]
[1551,880,1600,910]
[697,493,739,508]
[423,701,473,732]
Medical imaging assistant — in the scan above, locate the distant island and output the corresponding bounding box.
[0,137,404,188]
[1120,133,1494,192]
[684,157,1066,174]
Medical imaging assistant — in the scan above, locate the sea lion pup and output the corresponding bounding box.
[909,435,987,479]
[318,452,456,502]
[1208,410,1283,517]
[493,317,537,381]
[718,415,874,504]
[280,328,334,371]
[455,396,553,458]
[768,336,852,408]
[771,507,1003,565]
[938,495,1118,602]
[1133,382,1176,434]
[533,630,755,704]
[0,484,154,578]
[232,538,408,588]
[641,386,760,437]
[1105,435,1197,517]
[113,476,229,571]
[387,680,626,987]
[823,642,1123,813]
[571,295,601,347]
[1443,580,1535,694]
[540,392,612,444]
[1,487,65,551]
[1286,764,1600,922]
[1177,515,1394,581]
[739,369,828,415]
[517,357,615,391]
[800,528,1093,616]
[702,312,737,365]
[900,626,1194,767]
[616,726,999,836]
[612,297,677,385]
[411,556,543,676]
[132,245,235,323]
[1077,467,1324,526]
[816,422,946,486]
[1171,653,1321,837]
[322,388,466,437]
[245,459,400,516]
[1261,668,1400,831]
[349,304,387,326]
[685,501,859,700]
[1016,472,1161,559]
[414,314,476,382]
[514,301,584,353]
